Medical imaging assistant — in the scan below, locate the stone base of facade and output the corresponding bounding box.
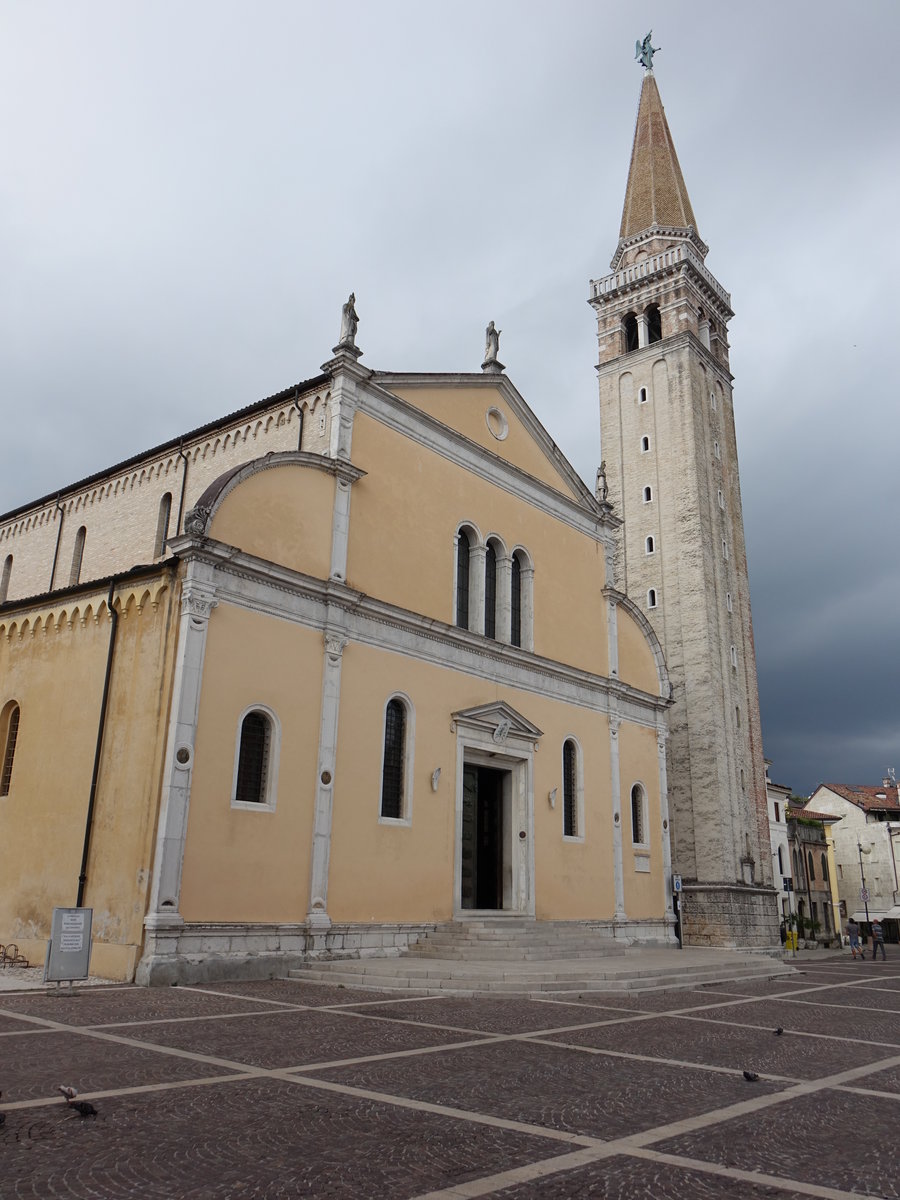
[135,919,438,987]
[679,882,780,950]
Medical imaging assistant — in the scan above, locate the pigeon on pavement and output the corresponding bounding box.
[742,1070,760,1082]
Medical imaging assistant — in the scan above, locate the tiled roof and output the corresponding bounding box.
[790,809,839,823]
[619,73,698,240]
[818,784,900,814]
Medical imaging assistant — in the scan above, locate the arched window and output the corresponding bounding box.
[646,305,662,343]
[792,848,800,883]
[718,489,724,509]
[726,592,733,613]
[821,853,829,883]
[380,695,414,822]
[631,783,647,847]
[510,553,522,647]
[722,539,728,560]
[484,542,497,640]
[1,702,20,797]
[643,486,652,503]
[70,526,86,585]
[0,554,11,603]
[562,738,582,839]
[623,313,638,353]
[232,707,279,808]
[154,493,172,557]
[807,851,815,882]
[777,845,785,874]
[510,547,534,652]
[714,440,721,460]
[638,386,648,404]
[710,390,717,412]
[735,705,741,728]
[641,435,650,453]
[730,645,738,668]
[647,588,657,609]
[645,535,655,554]
[455,528,471,629]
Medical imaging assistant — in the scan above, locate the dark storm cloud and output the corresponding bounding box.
[1,1,897,792]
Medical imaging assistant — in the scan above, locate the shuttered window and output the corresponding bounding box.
[484,543,497,639]
[563,739,577,837]
[235,711,270,804]
[380,699,406,819]
[1,705,20,797]
[456,530,470,629]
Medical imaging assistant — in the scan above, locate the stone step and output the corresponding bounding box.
[289,961,790,996]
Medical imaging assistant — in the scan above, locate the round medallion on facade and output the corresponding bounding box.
[485,406,509,441]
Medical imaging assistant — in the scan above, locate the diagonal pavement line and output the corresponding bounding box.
[626,1146,869,1200]
[0,1071,263,1112]
[409,1146,617,1199]
[769,995,900,1015]
[271,1070,606,1148]
[672,1011,900,1049]
[276,1034,510,1074]
[522,1036,803,1084]
[835,1083,900,1102]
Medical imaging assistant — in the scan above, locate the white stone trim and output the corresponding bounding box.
[307,629,346,932]
[360,375,618,543]
[377,691,416,827]
[609,715,626,922]
[230,703,281,812]
[451,705,537,918]
[145,561,218,921]
[657,729,675,925]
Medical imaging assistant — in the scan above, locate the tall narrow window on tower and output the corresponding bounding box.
[646,304,662,342]
[623,313,638,352]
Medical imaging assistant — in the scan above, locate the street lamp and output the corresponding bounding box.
[857,839,872,927]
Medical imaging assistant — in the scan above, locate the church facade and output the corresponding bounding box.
[0,330,675,983]
[591,66,777,945]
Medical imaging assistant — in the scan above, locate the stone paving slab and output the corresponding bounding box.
[0,1076,570,1200]
[0,1028,241,1103]
[0,986,276,1025]
[308,1038,789,1141]
[656,1089,900,1198]
[491,1154,815,1199]
[344,996,630,1034]
[696,998,900,1044]
[124,1006,493,1069]
[187,979,428,1007]
[2,965,899,1198]
[541,1013,892,1079]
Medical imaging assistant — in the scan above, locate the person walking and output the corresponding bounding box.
[870,919,887,961]
[847,918,864,959]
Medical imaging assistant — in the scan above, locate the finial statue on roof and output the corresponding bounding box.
[338,292,359,349]
[596,461,609,503]
[481,320,504,373]
[635,31,659,71]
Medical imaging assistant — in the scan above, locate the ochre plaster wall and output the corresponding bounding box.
[0,579,176,979]
[616,606,660,696]
[208,465,334,580]
[347,412,610,675]
[179,603,323,923]
[386,384,583,500]
[327,643,639,924]
[618,721,665,919]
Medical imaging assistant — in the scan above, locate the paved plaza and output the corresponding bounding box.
[1,958,898,1198]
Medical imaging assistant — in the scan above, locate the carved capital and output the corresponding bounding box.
[181,588,217,621]
[183,505,211,538]
[609,717,620,739]
[324,633,347,662]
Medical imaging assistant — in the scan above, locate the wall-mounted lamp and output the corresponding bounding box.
[548,787,557,809]
[431,768,441,793]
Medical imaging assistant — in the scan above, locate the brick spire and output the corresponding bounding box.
[619,73,697,240]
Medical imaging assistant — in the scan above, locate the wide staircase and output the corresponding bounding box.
[289,917,794,997]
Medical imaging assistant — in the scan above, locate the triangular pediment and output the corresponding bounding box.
[451,701,543,742]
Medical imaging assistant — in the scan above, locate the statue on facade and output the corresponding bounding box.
[484,320,500,364]
[338,293,359,349]
[596,461,609,503]
[635,32,659,71]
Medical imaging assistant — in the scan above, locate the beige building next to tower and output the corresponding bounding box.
[0,323,676,983]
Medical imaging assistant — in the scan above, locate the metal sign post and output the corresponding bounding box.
[44,907,93,990]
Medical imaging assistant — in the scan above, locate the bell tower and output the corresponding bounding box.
[590,49,778,947]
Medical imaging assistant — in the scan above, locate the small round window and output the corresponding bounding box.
[485,407,509,441]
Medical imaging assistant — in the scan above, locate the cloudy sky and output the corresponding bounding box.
[2,2,898,796]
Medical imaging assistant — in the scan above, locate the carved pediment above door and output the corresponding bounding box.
[450,701,543,746]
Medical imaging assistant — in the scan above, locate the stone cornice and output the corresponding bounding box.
[594,330,735,387]
[178,539,668,728]
[359,373,618,542]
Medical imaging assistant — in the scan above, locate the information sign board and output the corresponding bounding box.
[44,907,93,983]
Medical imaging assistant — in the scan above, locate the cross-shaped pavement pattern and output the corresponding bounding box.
[1,959,898,1198]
